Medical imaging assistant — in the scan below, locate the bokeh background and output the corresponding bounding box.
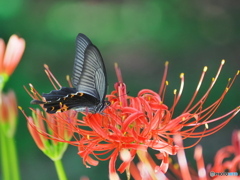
[1,0,240,179]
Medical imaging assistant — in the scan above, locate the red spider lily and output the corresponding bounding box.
[0,34,25,180]
[20,107,77,160]
[126,149,169,180]
[20,69,78,160]
[0,90,18,137]
[165,133,240,180]
[23,60,239,179]
[0,34,25,77]
[76,83,179,177]
[0,34,25,136]
[211,129,240,173]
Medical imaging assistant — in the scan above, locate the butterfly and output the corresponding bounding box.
[31,33,110,114]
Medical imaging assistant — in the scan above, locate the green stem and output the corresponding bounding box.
[53,159,67,180]
[0,124,20,180]
[8,136,20,180]
[0,127,11,180]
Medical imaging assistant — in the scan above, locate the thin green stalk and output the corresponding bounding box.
[0,127,11,180]
[8,136,20,180]
[53,159,67,180]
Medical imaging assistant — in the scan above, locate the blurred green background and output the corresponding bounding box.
[1,0,240,179]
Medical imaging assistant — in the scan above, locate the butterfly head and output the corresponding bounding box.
[94,100,111,113]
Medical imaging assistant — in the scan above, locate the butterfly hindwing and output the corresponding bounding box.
[42,90,100,114]
[42,87,78,101]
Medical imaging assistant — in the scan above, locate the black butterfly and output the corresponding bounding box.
[31,33,110,114]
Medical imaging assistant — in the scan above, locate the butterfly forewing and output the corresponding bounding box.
[72,34,90,88]
[72,34,107,102]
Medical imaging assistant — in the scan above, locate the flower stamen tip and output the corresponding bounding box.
[205,123,209,129]
[180,73,184,78]
[203,66,208,72]
[173,163,179,169]
[29,83,36,93]
[66,75,70,81]
[44,64,49,69]
[173,89,177,95]
[221,59,225,65]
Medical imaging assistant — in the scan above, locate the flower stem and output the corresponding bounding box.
[8,136,21,180]
[0,127,11,180]
[53,159,67,180]
[0,122,21,180]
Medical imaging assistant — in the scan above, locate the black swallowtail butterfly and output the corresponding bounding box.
[31,33,110,114]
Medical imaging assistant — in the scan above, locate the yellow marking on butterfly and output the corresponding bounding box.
[57,105,68,112]
[59,102,68,112]
[62,104,68,111]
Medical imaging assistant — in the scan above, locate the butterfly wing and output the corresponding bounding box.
[43,93,99,114]
[41,87,77,101]
[31,87,100,114]
[72,33,107,103]
[31,33,108,114]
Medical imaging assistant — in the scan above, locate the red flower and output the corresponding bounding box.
[166,131,240,180]
[24,108,77,160]
[24,60,239,179]
[20,66,78,160]
[211,129,240,173]
[0,34,25,77]
[0,90,18,137]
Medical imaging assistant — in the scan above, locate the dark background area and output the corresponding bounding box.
[0,0,240,179]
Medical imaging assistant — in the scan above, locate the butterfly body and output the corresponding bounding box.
[31,33,110,114]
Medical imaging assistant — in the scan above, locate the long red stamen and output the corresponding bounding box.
[194,145,207,180]
[159,61,169,97]
[44,64,62,89]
